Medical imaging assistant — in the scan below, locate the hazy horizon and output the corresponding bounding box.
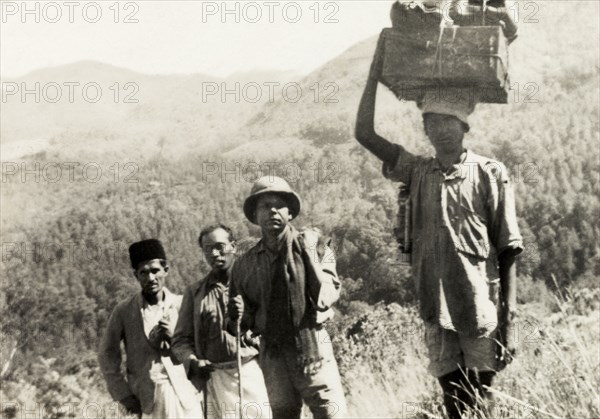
[1,58,308,80]
[1,1,391,79]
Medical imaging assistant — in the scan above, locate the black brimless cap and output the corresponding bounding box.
[128,239,167,269]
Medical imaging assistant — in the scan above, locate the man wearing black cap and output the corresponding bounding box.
[98,239,202,418]
[228,176,347,419]
[355,45,523,418]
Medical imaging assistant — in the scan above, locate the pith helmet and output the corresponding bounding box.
[243,176,302,224]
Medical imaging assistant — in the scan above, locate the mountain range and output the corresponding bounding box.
[2,1,598,163]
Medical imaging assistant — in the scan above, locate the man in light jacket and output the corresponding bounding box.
[98,239,203,418]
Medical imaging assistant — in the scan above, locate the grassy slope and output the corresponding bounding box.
[333,288,600,418]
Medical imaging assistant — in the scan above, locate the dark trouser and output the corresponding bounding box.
[259,330,347,419]
[438,369,496,419]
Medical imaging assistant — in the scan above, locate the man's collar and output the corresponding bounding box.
[206,268,230,289]
[162,287,175,306]
[256,239,267,254]
[432,149,471,179]
[139,287,173,309]
[257,225,292,254]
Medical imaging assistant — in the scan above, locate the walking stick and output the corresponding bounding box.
[236,318,243,419]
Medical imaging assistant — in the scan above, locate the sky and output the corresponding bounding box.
[1,1,392,78]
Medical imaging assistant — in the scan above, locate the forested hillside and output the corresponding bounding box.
[1,1,598,417]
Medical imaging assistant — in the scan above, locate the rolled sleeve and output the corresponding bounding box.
[486,162,523,256]
[382,144,422,184]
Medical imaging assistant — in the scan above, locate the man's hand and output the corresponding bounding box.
[242,330,260,349]
[119,395,142,415]
[148,315,176,351]
[157,316,175,340]
[302,360,323,377]
[496,317,517,368]
[228,295,244,322]
[148,325,163,350]
[189,359,214,381]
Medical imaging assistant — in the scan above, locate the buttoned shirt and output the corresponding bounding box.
[230,228,341,335]
[172,270,258,381]
[384,146,523,337]
[140,292,172,384]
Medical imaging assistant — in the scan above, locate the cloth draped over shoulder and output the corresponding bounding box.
[230,225,341,369]
[264,226,326,368]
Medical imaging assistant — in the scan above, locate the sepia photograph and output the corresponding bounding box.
[1,1,599,418]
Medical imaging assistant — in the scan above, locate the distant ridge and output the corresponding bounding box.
[1,1,598,159]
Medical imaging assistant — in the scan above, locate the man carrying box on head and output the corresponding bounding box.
[228,176,348,419]
[98,239,203,418]
[172,224,271,419]
[355,46,523,418]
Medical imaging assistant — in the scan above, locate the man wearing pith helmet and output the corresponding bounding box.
[228,176,348,419]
